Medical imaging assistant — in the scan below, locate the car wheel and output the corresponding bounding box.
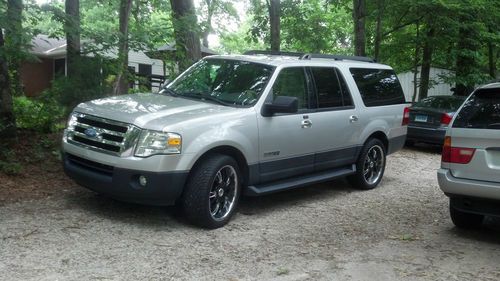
[182,154,241,229]
[348,138,386,190]
[449,199,484,229]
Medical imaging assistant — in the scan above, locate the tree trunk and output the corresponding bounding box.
[112,0,133,96]
[65,0,81,79]
[6,0,23,96]
[487,28,496,79]
[202,0,213,48]
[269,0,280,51]
[374,0,384,61]
[171,0,202,72]
[411,22,420,103]
[0,29,16,137]
[418,27,435,101]
[352,0,366,56]
[455,16,481,96]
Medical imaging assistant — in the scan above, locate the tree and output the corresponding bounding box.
[268,0,280,51]
[65,0,80,79]
[5,0,23,96]
[112,0,133,96]
[352,0,365,56]
[0,29,15,137]
[170,0,201,72]
[198,0,238,48]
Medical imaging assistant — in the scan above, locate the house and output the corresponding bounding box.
[20,35,166,97]
[397,66,455,102]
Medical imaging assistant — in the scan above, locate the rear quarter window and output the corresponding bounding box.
[350,68,406,107]
[453,88,500,129]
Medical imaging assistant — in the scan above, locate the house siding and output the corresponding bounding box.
[20,58,54,97]
[398,67,454,102]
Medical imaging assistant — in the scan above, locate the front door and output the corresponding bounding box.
[257,67,316,183]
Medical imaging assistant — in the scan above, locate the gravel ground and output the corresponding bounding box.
[1,147,500,281]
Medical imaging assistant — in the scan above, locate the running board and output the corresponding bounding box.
[245,164,356,196]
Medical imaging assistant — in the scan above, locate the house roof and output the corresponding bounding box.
[30,35,67,58]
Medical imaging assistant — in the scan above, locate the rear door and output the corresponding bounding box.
[449,87,500,183]
[308,67,361,171]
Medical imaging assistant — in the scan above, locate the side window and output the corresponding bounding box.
[311,67,343,108]
[350,68,406,107]
[453,88,500,129]
[336,69,353,107]
[272,67,308,109]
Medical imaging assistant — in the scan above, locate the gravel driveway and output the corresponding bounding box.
[1,147,499,281]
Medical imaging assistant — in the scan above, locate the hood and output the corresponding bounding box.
[75,93,240,131]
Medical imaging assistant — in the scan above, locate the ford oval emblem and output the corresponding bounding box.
[84,128,98,138]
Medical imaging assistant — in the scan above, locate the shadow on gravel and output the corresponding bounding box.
[238,178,353,216]
[404,143,442,155]
[68,191,185,229]
[68,178,354,226]
[446,217,500,245]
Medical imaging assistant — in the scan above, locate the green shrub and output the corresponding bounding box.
[13,92,65,133]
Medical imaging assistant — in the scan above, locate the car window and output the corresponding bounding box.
[311,67,343,108]
[168,59,274,106]
[336,69,354,107]
[350,68,406,107]
[272,67,308,109]
[453,88,500,129]
[414,96,465,111]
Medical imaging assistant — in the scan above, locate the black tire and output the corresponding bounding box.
[449,199,484,229]
[181,154,241,229]
[347,138,386,190]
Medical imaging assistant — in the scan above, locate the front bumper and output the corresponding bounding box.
[407,125,446,144]
[63,153,189,206]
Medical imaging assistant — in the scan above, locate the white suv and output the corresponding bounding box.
[62,51,408,228]
[438,83,500,228]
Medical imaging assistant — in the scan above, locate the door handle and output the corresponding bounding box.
[301,119,312,128]
[349,115,359,123]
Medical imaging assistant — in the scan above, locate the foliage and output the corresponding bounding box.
[13,93,65,133]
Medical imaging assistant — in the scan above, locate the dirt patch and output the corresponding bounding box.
[0,131,78,205]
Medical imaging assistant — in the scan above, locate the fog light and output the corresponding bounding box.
[139,175,147,187]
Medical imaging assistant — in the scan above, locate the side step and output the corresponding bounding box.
[244,165,356,196]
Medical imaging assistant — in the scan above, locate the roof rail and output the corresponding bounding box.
[243,50,375,63]
[244,50,305,57]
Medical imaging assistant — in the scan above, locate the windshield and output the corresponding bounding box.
[413,96,465,111]
[165,59,275,107]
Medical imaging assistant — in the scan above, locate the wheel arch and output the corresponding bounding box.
[190,145,251,186]
[364,131,389,152]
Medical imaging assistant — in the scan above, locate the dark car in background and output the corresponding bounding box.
[406,95,466,145]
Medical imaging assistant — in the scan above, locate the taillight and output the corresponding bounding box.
[442,136,476,164]
[402,107,410,125]
[440,113,453,126]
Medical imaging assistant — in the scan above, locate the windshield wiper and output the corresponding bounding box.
[160,88,179,97]
[180,92,233,107]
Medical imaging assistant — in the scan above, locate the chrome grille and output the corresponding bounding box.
[66,113,141,156]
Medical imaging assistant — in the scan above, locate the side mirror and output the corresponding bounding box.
[262,96,299,117]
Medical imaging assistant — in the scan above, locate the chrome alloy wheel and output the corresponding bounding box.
[209,165,238,221]
[363,145,385,185]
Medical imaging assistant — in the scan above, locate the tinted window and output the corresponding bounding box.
[350,68,405,107]
[272,67,308,109]
[413,96,465,111]
[311,67,343,108]
[336,69,353,107]
[453,88,500,129]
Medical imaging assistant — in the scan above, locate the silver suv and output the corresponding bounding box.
[62,51,408,228]
[438,83,500,228]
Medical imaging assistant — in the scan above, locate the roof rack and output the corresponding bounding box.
[243,50,376,63]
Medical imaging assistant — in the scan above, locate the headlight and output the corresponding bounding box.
[134,130,182,157]
[63,112,78,141]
